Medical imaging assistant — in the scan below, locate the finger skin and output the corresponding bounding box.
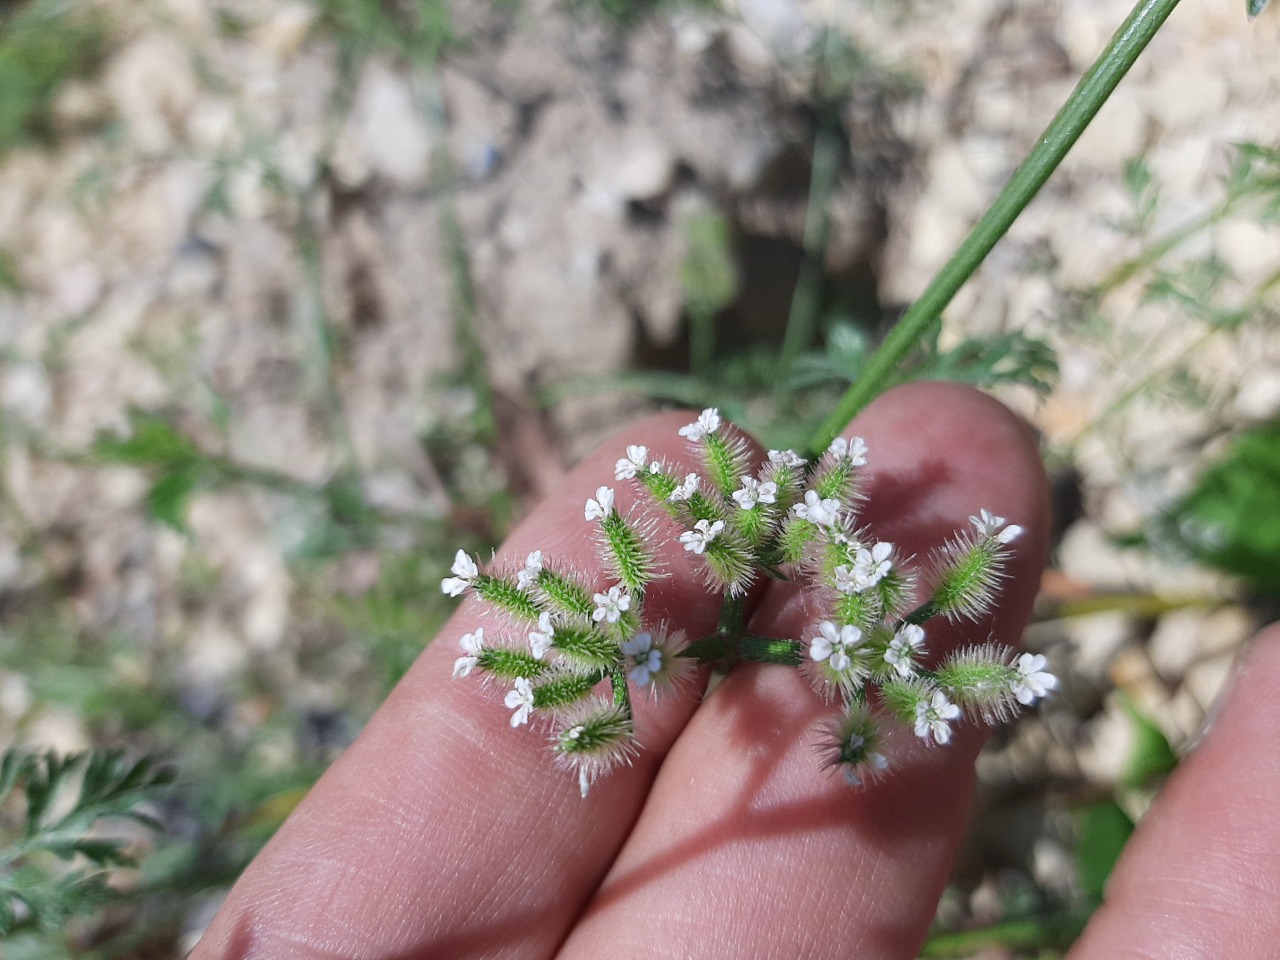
[1068,622,1280,960]
[557,382,1051,960]
[191,412,760,960]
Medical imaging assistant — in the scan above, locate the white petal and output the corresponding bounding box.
[451,550,478,579]
[997,524,1023,544]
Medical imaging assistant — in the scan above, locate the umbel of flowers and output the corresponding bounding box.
[442,409,1056,796]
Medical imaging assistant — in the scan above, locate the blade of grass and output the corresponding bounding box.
[808,0,1183,456]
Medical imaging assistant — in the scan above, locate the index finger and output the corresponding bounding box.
[191,411,763,960]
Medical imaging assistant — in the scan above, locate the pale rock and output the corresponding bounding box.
[0,671,31,720]
[363,471,424,515]
[724,22,776,78]
[2,361,51,426]
[929,142,988,220]
[29,206,93,280]
[1235,369,1280,419]
[239,550,290,652]
[1140,66,1227,133]
[725,135,782,191]
[227,163,268,221]
[254,3,316,61]
[1148,607,1222,677]
[730,0,815,60]
[275,128,324,189]
[52,79,112,128]
[1146,136,1214,201]
[568,245,604,286]
[607,136,676,201]
[186,99,239,153]
[1058,4,1106,71]
[23,709,91,754]
[1183,650,1241,724]
[1215,219,1280,286]
[52,262,103,316]
[184,621,248,686]
[1075,693,1136,786]
[162,0,211,30]
[1068,89,1145,171]
[106,35,201,155]
[330,64,432,188]
[672,13,717,54]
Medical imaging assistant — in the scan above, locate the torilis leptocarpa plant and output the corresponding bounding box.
[441,409,1056,796]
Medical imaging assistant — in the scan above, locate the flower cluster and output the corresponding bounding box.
[442,409,1056,794]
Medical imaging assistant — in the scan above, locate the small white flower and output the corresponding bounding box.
[584,485,615,522]
[970,508,1022,543]
[679,518,725,555]
[505,677,535,727]
[614,445,649,481]
[768,448,805,468]
[669,473,700,503]
[970,509,1004,538]
[833,542,894,594]
[621,631,664,687]
[885,624,925,678]
[452,628,484,679]
[731,477,777,510]
[792,490,841,527]
[592,584,632,623]
[914,690,961,745]
[528,612,555,660]
[848,437,870,466]
[855,542,895,590]
[827,436,868,464]
[809,621,863,673]
[516,550,543,591]
[441,550,479,597]
[1010,653,1058,705]
[678,408,722,442]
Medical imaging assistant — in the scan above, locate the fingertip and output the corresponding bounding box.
[1070,621,1280,959]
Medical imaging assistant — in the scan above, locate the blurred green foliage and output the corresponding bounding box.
[0,750,172,934]
[312,0,457,64]
[1161,418,1280,597]
[0,0,108,154]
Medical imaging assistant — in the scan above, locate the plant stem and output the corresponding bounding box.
[779,29,845,374]
[689,306,716,377]
[807,0,1183,454]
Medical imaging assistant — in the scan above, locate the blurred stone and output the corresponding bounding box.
[331,63,433,188]
[254,3,316,61]
[106,36,201,155]
[1216,219,1280,285]
[607,136,676,201]
[2,361,51,426]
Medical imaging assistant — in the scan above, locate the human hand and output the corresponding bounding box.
[189,382,1279,959]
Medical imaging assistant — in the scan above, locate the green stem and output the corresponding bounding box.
[679,633,737,663]
[717,592,746,635]
[689,305,716,376]
[738,635,804,666]
[779,29,845,373]
[807,0,1183,454]
[610,665,632,714]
